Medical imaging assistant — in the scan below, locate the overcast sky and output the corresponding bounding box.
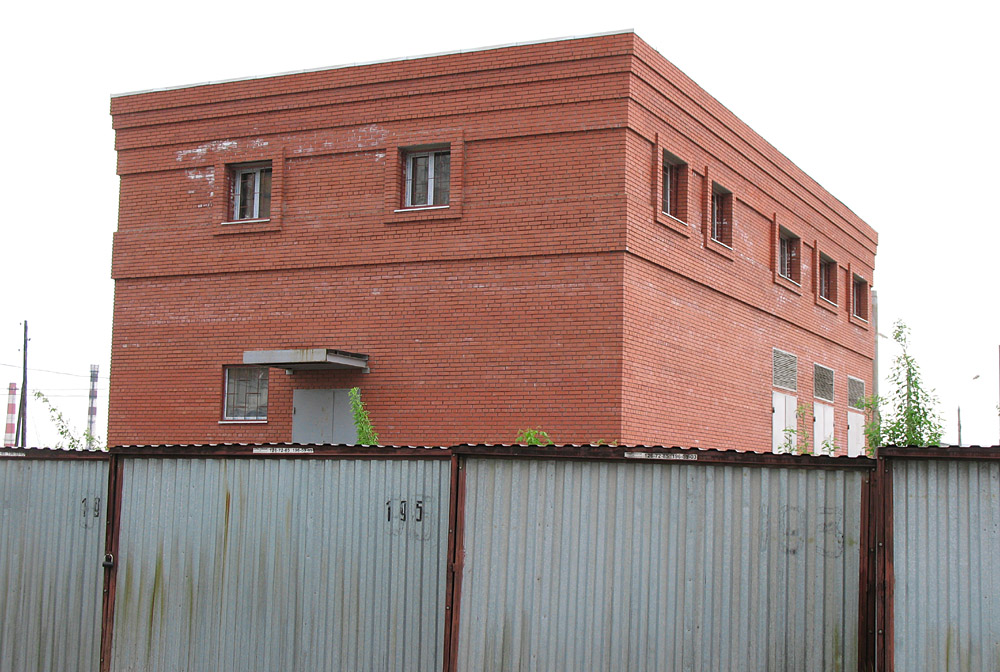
[3,0,998,448]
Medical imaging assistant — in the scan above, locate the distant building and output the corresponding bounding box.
[108,31,877,454]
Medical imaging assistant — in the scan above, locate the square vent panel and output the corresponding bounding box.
[773,349,798,391]
[814,364,835,402]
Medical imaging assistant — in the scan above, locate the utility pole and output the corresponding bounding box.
[14,321,27,448]
[957,406,962,447]
[87,365,98,450]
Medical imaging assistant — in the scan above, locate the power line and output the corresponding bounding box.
[0,362,109,379]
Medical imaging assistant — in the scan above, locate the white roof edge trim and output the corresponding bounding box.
[111,29,635,98]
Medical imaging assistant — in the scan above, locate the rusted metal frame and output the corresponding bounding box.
[886,459,896,672]
[878,445,1000,460]
[108,444,452,459]
[0,447,109,460]
[441,455,460,672]
[445,455,468,672]
[451,443,877,470]
[99,454,124,672]
[871,455,893,672]
[857,465,878,671]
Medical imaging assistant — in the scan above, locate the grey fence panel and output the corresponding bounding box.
[892,458,1000,671]
[110,457,450,672]
[0,456,108,672]
[457,458,864,671]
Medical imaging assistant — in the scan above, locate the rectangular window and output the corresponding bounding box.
[852,275,869,320]
[661,151,686,219]
[224,367,269,420]
[778,228,801,283]
[405,149,450,207]
[231,163,272,220]
[814,364,835,403]
[819,254,837,303]
[711,184,733,247]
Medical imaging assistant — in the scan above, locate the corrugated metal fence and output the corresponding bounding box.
[884,448,1000,672]
[0,451,107,672]
[1,444,998,671]
[455,456,866,671]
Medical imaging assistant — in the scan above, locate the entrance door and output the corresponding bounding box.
[847,410,865,457]
[292,389,358,445]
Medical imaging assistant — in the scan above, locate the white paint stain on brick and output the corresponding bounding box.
[349,124,388,148]
[175,140,238,162]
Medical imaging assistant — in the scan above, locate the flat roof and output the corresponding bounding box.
[111,29,634,98]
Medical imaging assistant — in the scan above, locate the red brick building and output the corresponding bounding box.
[108,31,877,454]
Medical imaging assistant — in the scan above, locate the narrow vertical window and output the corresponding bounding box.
[852,275,869,320]
[661,151,686,219]
[778,228,800,283]
[819,255,837,303]
[711,183,733,247]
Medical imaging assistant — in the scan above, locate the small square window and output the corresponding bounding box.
[778,228,801,284]
[661,151,687,220]
[711,184,733,247]
[224,366,268,421]
[852,275,869,321]
[819,254,837,304]
[405,149,450,207]
[231,163,272,221]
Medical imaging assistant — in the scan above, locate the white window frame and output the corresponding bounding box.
[711,183,733,247]
[661,150,685,218]
[405,149,450,208]
[852,274,869,320]
[232,164,272,221]
[223,366,269,421]
[778,228,800,283]
[819,254,837,304]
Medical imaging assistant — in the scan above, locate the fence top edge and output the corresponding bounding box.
[451,444,877,469]
[0,446,110,461]
[879,445,1000,460]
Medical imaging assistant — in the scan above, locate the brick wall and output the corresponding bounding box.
[109,32,876,450]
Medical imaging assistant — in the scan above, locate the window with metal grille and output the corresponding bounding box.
[773,348,798,391]
[661,150,687,220]
[819,254,837,303]
[852,275,869,320]
[848,376,866,409]
[814,364,835,402]
[778,228,800,283]
[404,148,450,207]
[230,162,272,220]
[224,366,269,420]
[711,183,733,247]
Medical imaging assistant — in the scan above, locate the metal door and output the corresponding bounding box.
[292,389,357,445]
